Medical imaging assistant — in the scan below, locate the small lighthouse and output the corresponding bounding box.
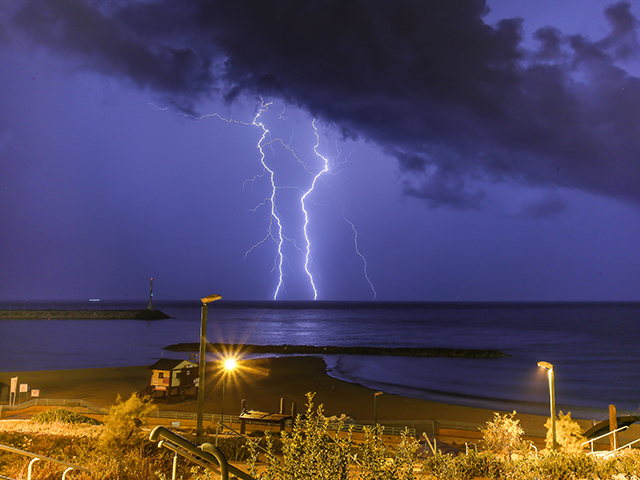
[148,277,154,310]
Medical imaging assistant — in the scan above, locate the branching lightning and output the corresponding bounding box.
[342,212,377,299]
[300,119,330,300]
[193,100,376,300]
[251,102,286,299]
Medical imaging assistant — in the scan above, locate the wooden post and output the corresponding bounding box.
[609,404,618,450]
[291,401,297,420]
[280,397,284,414]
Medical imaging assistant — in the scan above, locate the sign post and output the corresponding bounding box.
[9,377,17,406]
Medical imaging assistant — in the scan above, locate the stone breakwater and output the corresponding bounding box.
[0,309,170,320]
[164,342,509,358]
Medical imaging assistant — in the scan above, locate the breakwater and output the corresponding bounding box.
[164,342,509,358]
[0,309,170,320]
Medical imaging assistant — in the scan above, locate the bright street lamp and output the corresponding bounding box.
[374,391,384,426]
[197,294,222,445]
[538,361,556,451]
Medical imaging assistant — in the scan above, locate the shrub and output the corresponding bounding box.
[544,411,586,454]
[479,411,528,458]
[31,408,100,426]
[534,451,596,480]
[98,393,157,450]
[247,392,421,480]
[422,450,503,480]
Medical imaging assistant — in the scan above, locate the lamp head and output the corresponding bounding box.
[201,294,222,304]
[537,361,553,371]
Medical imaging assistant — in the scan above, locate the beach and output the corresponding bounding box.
[0,356,562,440]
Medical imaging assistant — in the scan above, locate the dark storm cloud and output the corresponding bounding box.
[8,0,640,210]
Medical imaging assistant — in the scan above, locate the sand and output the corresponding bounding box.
[1,356,553,437]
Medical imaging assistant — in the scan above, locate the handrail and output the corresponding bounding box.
[201,443,229,480]
[149,426,255,480]
[603,437,640,458]
[582,426,629,453]
[0,443,90,479]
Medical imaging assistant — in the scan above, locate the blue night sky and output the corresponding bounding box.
[0,0,639,302]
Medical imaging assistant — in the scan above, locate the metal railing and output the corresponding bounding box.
[602,437,640,458]
[2,398,417,436]
[0,443,90,480]
[582,426,629,453]
[149,426,255,480]
[0,398,107,414]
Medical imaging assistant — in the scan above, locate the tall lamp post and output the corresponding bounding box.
[197,294,222,444]
[374,391,384,426]
[538,361,556,451]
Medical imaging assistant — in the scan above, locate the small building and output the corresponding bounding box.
[148,359,198,402]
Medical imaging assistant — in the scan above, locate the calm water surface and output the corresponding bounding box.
[1,300,638,418]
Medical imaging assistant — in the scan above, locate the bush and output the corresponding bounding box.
[98,393,157,450]
[422,450,503,480]
[544,411,586,454]
[31,408,100,426]
[479,411,528,458]
[247,392,420,480]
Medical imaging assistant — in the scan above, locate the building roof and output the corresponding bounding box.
[239,409,292,423]
[149,358,197,371]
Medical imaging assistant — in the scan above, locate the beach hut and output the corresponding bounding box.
[148,359,198,402]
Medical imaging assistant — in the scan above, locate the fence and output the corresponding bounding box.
[1,398,416,436]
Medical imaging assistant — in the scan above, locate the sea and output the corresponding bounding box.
[1,300,639,420]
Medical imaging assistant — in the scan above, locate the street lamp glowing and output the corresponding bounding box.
[201,294,223,304]
[224,358,237,372]
[196,294,222,445]
[537,361,553,371]
[538,361,557,451]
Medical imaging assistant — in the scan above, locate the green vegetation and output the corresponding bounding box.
[31,408,100,425]
[0,308,170,320]
[1,396,639,479]
[165,342,509,358]
[544,411,587,454]
[479,411,530,458]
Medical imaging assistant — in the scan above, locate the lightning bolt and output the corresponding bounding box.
[187,100,376,300]
[245,101,286,300]
[300,119,330,300]
[343,212,377,299]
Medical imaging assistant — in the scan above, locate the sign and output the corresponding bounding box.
[19,383,28,393]
[171,421,181,428]
[31,390,40,397]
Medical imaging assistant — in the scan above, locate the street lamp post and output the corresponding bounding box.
[221,358,237,426]
[217,357,237,446]
[374,391,384,426]
[197,294,222,445]
[538,361,556,451]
